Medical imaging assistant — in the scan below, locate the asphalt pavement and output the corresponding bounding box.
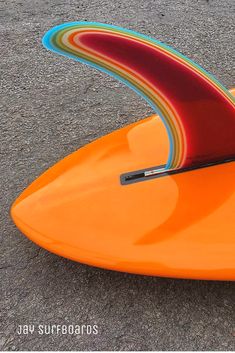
[1,0,235,350]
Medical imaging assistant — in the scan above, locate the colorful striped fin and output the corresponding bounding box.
[42,22,235,171]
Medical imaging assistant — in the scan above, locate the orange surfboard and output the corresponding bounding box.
[11,23,235,280]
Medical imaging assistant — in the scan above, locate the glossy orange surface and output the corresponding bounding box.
[11,105,235,280]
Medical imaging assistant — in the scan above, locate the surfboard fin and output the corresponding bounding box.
[42,22,235,174]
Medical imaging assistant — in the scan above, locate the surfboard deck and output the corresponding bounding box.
[11,113,235,280]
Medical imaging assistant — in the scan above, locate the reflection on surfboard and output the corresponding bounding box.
[135,161,235,245]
